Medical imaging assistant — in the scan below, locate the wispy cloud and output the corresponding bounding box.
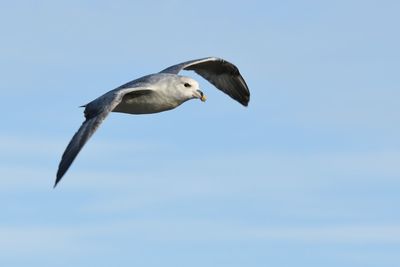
[1,220,399,258]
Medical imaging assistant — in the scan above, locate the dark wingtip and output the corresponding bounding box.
[54,167,66,188]
[240,94,250,107]
[53,175,61,188]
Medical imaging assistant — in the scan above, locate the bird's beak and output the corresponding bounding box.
[197,90,207,102]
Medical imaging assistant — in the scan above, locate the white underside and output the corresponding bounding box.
[113,92,187,114]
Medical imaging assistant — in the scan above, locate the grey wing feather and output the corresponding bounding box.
[55,114,106,187]
[54,86,150,187]
[160,57,250,106]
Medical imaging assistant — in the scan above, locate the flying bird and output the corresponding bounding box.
[54,57,250,187]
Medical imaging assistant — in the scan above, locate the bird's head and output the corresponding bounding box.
[179,77,207,102]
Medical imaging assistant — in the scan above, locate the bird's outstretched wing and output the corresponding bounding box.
[160,57,250,106]
[54,87,152,187]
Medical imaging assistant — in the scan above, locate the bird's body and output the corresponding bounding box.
[112,74,198,114]
[55,57,250,187]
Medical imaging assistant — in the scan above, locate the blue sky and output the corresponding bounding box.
[1,0,399,266]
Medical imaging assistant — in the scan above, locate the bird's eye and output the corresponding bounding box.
[184,82,191,88]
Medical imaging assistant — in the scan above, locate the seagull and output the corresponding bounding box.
[54,57,250,187]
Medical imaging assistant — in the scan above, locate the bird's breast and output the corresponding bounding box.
[112,91,183,115]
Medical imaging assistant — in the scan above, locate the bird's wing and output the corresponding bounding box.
[160,57,250,106]
[54,87,153,187]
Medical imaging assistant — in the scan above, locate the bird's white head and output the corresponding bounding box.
[179,76,207,102]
